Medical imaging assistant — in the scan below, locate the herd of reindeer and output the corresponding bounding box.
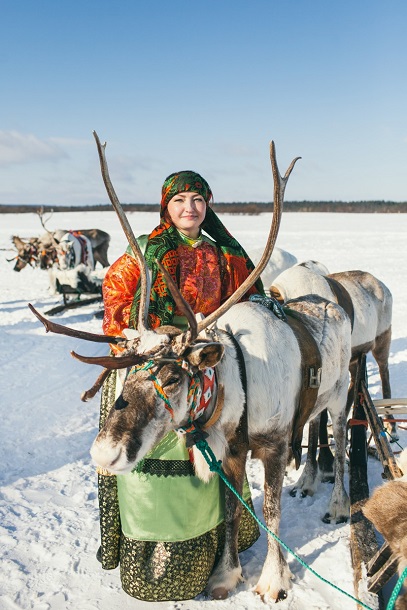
[10,141,406,605]
[8,209,111,297]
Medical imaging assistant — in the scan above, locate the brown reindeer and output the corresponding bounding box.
[363,451,407,610]
[30,134,353,602]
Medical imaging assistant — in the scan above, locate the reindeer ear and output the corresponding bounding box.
[185,342,224,370]
[270,285,284,303]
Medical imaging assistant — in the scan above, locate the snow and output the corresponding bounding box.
[1,210,406,610]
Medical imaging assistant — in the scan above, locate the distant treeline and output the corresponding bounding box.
[1,201,407,214]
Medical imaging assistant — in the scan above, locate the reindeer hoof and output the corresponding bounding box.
[256,588,288,603]
[289,487,297,497]
[322,512,332,524]
[211,587,229,600]
[277,589,288,601]
[336,515,348,524]
[322,512,348,524]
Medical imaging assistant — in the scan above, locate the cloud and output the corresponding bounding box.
[0,131,68,166]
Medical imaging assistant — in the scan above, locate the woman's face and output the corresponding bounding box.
[166,191,206,238]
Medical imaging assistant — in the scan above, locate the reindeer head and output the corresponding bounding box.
[38,246,58,269]
[90,327,224,474]
[10,236,40,271]
[35,207,61,269]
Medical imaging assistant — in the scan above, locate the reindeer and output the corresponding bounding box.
[269,264,394,480]
[247,245,297,287]
[362,450,407,610]
[9,235,44,271]
[52,228,110,270]
[9,209,111,272]
[29,133,352,602]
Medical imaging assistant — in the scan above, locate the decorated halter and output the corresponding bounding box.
[130,359,216,443]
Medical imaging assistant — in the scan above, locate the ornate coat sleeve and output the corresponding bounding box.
[102,253,140,340]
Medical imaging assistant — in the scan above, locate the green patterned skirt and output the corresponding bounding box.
[97,371,260,602]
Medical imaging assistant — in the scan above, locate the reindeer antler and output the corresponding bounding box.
[194,141,300,334]
[92,136,299,348]
[28,303,126,345]
[37,207,59,248]
[71,350,146,369]
[93,131,151,334]
[81,368,111,402]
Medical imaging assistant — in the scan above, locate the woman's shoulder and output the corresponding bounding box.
[201,233,217,248]
[125,234,149,257]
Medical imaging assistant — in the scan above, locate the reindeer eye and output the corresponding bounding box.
[114,394,129,411]
[162,375,181,388]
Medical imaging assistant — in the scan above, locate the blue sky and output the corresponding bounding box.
[1,0,406,205]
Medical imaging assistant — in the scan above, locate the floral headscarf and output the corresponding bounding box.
[160,171,213,217]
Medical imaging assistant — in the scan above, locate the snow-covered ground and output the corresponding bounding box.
[1,210,406,610]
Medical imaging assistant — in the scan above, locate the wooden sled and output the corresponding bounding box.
[45,268,104,316]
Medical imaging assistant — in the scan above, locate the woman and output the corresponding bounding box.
[98,170,263,601]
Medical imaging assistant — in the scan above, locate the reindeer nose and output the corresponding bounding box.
[90,435,126,472]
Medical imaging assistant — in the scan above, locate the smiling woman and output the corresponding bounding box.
[97,169,264,602]
[166,192,207,238]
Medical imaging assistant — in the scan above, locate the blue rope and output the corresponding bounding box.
[383,426,404,452]
[386,566,407,610]
[196,438,398,610]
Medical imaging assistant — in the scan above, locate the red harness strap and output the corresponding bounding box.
[348,418,369,428]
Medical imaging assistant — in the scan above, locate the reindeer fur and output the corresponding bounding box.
[362,450,407,610]
[248,246,297,288]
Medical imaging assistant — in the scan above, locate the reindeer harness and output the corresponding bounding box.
[250,295,323,469]
[285,309,322,469]
[129,325,251,450]
[130,359,221,447]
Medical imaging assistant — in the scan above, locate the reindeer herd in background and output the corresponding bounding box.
[6,208,111,305]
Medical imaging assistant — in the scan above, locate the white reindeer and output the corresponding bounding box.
[248,245,297,288]
[30,138,353,602]
[54,231,94,270]
[270,263,395,479]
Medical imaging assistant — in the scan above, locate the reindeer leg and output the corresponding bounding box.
[254,434,292,602]
[290,415,320,497]
[317,408,335,482]
[207,443,248,599]
[322,407,350,524]
[373,328,398,441]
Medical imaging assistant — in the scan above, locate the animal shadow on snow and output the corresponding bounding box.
[0,299,39,314]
